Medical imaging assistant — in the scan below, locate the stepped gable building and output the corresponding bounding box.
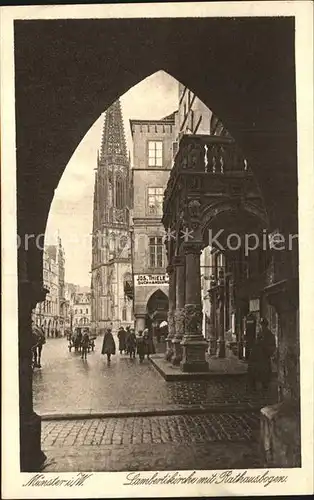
[73,291,91,329]
[129,111,177,334]
[91,99,133,335]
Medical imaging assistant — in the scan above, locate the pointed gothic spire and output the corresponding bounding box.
[100,99,128,161]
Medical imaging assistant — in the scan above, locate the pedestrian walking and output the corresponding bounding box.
[31,322,46,368]
[125,326,131,355]
[136,330,145,363]
[101,328,116,364]
[247,318,276,391]
[81,329,90,360]
[143,327,155,359]
[126,328,137,359]
[117,326,127,354]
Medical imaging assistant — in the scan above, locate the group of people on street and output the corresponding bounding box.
[101,326,155,364]
[32,315,276,391]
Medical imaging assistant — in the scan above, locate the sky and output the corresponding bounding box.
[45,71,179,287]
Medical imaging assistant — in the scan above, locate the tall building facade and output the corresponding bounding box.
[73,292,91,328]
[32,237,66,336]
[129,113,177,333]
[91,99,133,335]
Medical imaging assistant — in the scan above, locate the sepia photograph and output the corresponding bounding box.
[1,1,313,498]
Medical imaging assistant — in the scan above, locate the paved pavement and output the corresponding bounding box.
[41,413,263,472]
[42,412,259,446]
[33,336,277,415]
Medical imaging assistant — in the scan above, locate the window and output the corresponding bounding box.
[108,178,113,206]
[122,307,127,321]
[148,187,163,215]
[148,141,163,167]
[149,237,163,268]
[86,308,88,314]
[115,177,124,208]
[75,309,77,314]
[80,309,83,314]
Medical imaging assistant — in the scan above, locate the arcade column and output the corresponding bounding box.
[172,255,185,365]
[261,277,300,467]
[180,242,208,372]
[135,313,146,332]
[19,277,47,471]
[165,264,176,361]
[216,269,226,358]
[207,275,218,356]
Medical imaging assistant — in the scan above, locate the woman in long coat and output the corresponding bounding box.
[101,328,116,363]
[136,330,145,363]
[117,327,127,354]
[143,328,155,358]
[126,328,137,359]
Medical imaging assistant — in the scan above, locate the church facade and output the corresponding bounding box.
[90,99,133,335]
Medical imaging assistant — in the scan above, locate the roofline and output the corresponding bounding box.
[129,115,177,136]
[130,118,175,125]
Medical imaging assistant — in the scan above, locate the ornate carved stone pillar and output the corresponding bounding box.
[172,255,185,365]
[216,269,226,358]
[207,275,218,356]
[165,264,176,361]
[180,242,208,372]
[135,313,146,333]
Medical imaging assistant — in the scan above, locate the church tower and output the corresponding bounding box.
[91,99,133,335]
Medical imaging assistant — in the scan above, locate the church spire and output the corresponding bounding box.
[100,99,127,162]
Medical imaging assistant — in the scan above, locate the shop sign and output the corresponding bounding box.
[135,274,169,286]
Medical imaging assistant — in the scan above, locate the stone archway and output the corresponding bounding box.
[146,289,169,324]
[146,289,169,339]
[14,17,299,471]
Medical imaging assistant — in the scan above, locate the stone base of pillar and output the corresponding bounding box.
[217,339,226,358]
[171,339,183,365]
[180,338,209,373]
[260,400,301,468]
[20,412,46,472]
[208,337,217,356]
[165,336,174,361]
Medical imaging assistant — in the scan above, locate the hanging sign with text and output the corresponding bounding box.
[135,274,169,286]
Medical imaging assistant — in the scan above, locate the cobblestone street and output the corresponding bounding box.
[34,336,276,415]
[42,413,259,447]
[42,413,263,471]
[35,336,274,471]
